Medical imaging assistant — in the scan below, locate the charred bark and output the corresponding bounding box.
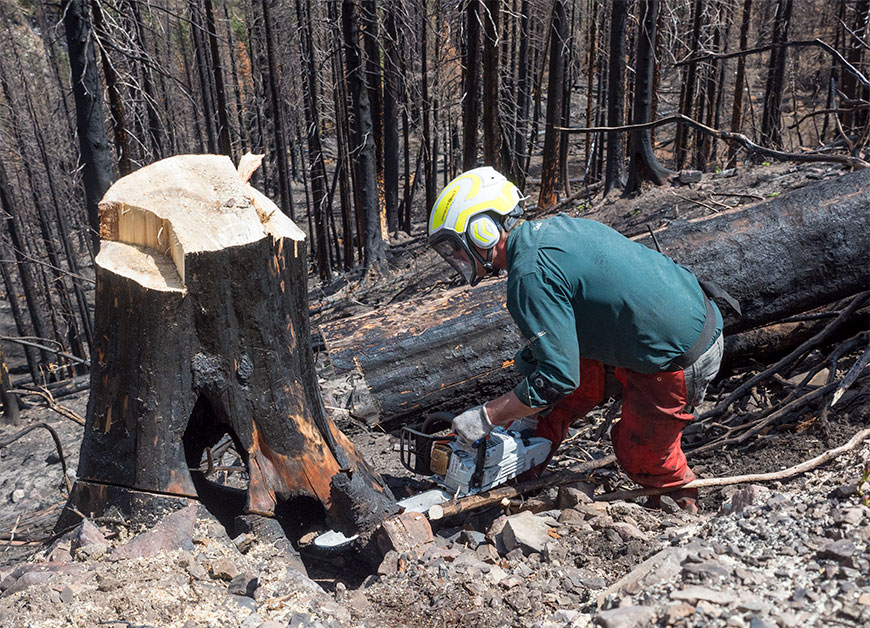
[538,0,567,208]
[320,170,870,426]
[63,156,396,535]
[603,0,627,196]
[625,0,672,195]
[463,0,481,170]
[62,0,115,251]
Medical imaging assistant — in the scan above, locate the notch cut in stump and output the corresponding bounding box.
[58,155,396,536]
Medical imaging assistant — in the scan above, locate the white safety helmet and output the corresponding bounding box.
[428,167,524,286]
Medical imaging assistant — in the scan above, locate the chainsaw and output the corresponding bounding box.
[312,414,552,550]
[398,412,552,499]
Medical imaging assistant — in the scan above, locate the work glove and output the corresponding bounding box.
[452,405,494,445]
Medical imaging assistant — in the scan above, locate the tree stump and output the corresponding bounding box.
[60,155,396,535]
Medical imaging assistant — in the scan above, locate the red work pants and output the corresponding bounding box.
[531,358,696,488]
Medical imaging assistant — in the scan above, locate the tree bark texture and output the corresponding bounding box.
[761,0,793,150]
[66,155,396,534]
[727,0,753,168]
[62,0,115,251]
[203,0,232,156]
[482,0,501,168]
[625,0,672,195]
[538,0,567,208]
[674,0,704,170]
[320,170,870,426]
[261,0,294,219]
[343,0,387,271]
[0,342,19,425]
[604,0,627,195]
[463,0,481,170]
[296,0,332,280]
[383,3,400,233]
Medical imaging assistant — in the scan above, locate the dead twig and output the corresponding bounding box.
[597,428,870,502]
[8,387,85,426]
[831,342,870,407]
[560,114,870,169]
[691,379,841,456]
[669,191,720,213]
[0,423,72,493]
[701,291,869,422]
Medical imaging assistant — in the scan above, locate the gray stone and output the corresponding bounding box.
[748,617,776,628]
[728,485,770,514]
[96,573,121,592]
[664,603,695,623]
[230,594,257,612]
[10,489,25,503]
[210,557,240,581]
[611,522,647,542]
[476,543,500,563]
[233,533,255,553]
[737,596,768,613]
[110,505,197,561]
[502,511,552,554]
[594,605,656,628]
[558,486,593,509]
[377,550,399,576]
[678,169,702,184]
[597,547,687,605]
[228,573,259,597]
[818,539,856,563]
[60,586,74,604]
[557,508,586,525]
[0,563,86,595]
[842,507,865,526]
[588,515,614,530]
[659,495,681,514]
[458,529,485,549]
[696,600,722,618]
[682,560,733,580]
[670,585,739,605]
[575,503,609,519]
[73,520,108,551]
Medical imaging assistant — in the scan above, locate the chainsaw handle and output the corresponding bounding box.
[470,437,488,489]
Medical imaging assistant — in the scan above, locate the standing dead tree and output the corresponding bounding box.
[62,0,115,251]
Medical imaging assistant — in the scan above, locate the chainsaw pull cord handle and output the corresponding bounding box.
[470,437,488,489]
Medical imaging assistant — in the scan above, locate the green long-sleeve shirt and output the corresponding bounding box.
[507,214,722,408]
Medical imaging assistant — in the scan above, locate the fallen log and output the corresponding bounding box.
[427,455,617,521]
[320,170,870,426]
[58,155,396,536]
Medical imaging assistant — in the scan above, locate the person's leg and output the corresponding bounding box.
[611,336,724,512]
[521,358,606,478]
[611,368,697,489]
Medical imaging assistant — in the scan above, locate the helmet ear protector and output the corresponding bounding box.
[467,214,500,249]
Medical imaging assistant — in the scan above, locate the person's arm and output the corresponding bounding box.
[508,272,581,408]
[483,390,537,426]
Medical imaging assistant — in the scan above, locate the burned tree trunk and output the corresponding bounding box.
[61,155,396,535]
[320,170,870,426]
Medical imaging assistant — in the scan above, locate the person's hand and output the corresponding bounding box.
[451,405,494,445]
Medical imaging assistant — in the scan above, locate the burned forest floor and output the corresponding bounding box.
[0,161,868,628]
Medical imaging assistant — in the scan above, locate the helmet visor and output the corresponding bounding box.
[431,236,477,285]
